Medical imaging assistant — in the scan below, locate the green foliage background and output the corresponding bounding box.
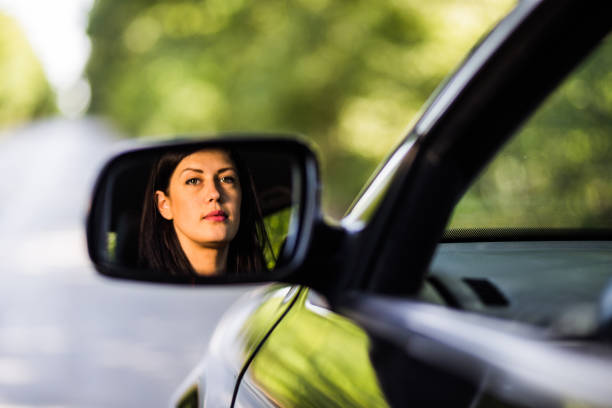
[86,0,512,217]
[0,13,55,130]
[450,35,612,230]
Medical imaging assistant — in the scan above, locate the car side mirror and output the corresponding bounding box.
[86,137,320,284]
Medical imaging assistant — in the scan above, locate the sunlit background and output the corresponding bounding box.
[9,1,612,406]
[0,3,515,405]
[0,0,515,217]
[3,0,610,225]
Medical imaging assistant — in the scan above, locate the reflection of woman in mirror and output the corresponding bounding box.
[139,148,271,277]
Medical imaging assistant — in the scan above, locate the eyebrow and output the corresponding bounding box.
[180,167,236,175]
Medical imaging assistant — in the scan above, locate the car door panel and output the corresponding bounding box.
[339,293,612,408]
[172,284,301,407]
[234,287,389,407]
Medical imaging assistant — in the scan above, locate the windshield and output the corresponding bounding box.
[447,34,612,233]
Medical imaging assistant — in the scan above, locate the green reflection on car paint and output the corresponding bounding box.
[244,288,389,407]
[238,285,301,359]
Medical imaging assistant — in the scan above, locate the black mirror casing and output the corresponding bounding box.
[86,136,320,285]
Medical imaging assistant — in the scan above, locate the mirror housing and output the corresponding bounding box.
[86,136,320,284]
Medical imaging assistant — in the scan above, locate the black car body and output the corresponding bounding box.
[87,0,612,406]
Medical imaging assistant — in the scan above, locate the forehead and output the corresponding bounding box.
[175,149,235,172]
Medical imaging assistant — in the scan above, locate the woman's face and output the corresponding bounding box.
[155,149,242,251]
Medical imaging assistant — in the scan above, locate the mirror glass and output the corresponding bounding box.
[89,141,305,282]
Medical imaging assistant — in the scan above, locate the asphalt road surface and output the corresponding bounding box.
[0,119,254,407]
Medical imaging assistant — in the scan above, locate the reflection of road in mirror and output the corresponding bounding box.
[0,118,254,406]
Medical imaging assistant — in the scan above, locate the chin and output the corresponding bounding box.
[197,236,233,247]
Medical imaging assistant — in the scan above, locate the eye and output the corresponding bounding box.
[220,175,237,184]
[186,177,201,185]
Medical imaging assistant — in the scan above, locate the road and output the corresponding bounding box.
[0,118,254,407]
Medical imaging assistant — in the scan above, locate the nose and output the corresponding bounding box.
[205,180,221,202]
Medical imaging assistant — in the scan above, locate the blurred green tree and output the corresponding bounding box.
[86,0,512,216]
[450,35,612,230]
[0,13,56,130]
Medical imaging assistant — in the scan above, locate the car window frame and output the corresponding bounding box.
[336,0,612,297]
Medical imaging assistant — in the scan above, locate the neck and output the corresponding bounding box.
[188,245,229,276]
[175,234,229,276]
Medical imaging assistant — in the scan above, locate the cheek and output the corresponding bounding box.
[172,194,200,225]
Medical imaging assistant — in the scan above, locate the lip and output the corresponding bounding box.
[203,210,228,221]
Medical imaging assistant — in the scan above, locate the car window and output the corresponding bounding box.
[448,34,612,232]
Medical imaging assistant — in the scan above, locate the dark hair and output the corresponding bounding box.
[138,148,272,277]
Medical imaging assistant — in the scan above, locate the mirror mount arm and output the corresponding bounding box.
[286,218,349,301]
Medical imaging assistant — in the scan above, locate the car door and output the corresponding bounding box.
[172,284,302,407]
[234,279,455,407]
[236,0,612,406]
[339,1,612,407]
[233,287,389,407]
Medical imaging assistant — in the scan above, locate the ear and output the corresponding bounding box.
[155,190,173,220]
